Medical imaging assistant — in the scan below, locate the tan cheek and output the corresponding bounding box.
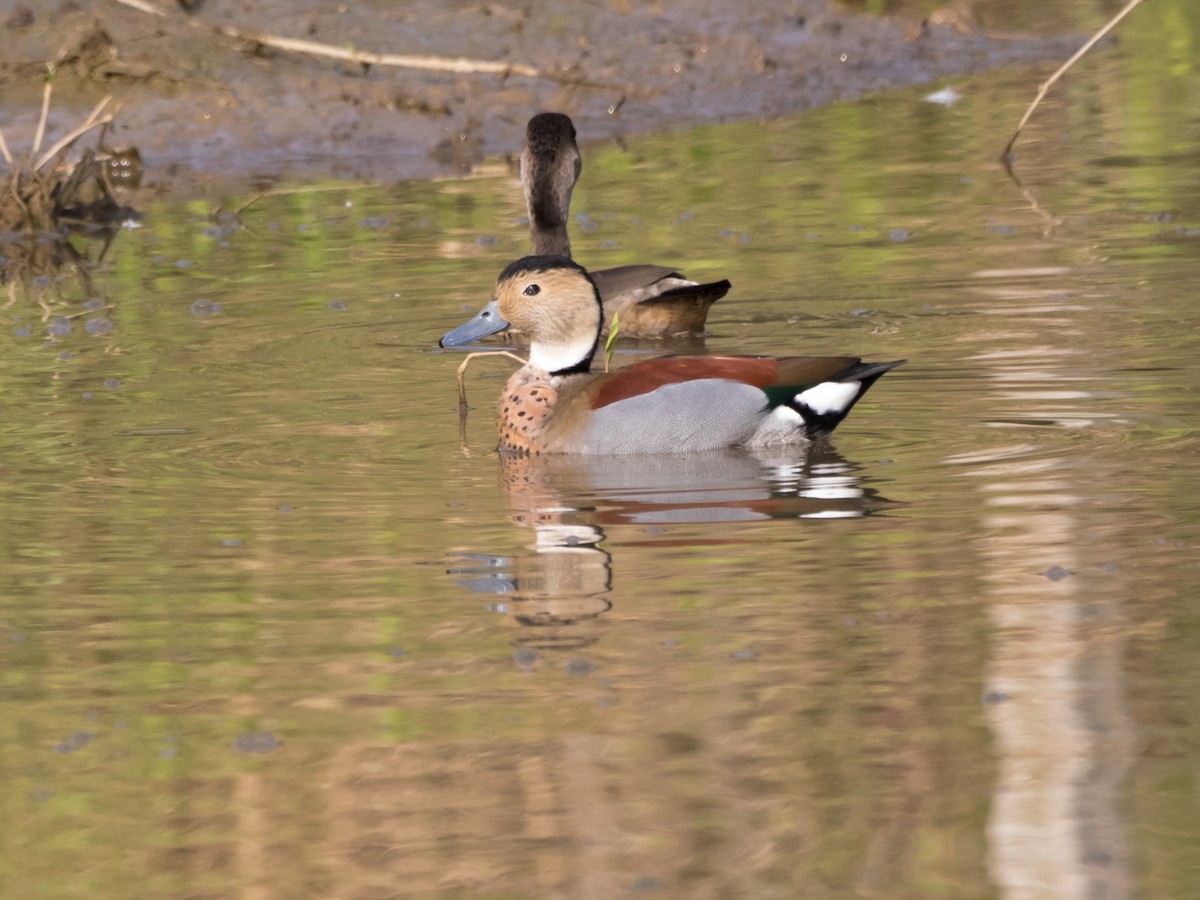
[498,296,531,331]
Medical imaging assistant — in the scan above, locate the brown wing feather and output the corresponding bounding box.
[590,355,867,410]
[590,266,681,304]
[770,357,864,385]
[591,357,773,409]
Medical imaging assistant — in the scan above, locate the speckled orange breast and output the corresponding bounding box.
[498,370,558,455]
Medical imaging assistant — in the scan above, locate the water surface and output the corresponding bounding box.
[2,5,1199,897]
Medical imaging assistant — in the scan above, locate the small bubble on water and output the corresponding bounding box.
[174,259,192,269]
[565,657,595,677]
[13,324,31,337]
[82,298,105,310]
[475,234,499,247]
[327,300,347,310]
[889,228,910,242]
[32,275,52,288]
[51,732,94,753]
[190,298,223,318]
[358,216,388,228]
[632,877,664,893]
[85,317,114,335]
[233,731,277,754]
[514,648,540,671]
[58,351,71,361]
[102,378,121,390]
[1043,565,1071,581]
[221,538,243,547]
[48,317,71,337]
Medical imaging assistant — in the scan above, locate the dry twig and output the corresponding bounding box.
[28,82,53,167]
[113,0,539,78]
[34,96,113,172]
[1002,0,1146,161]
[454,350,527,415]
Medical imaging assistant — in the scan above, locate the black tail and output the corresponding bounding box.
[791,359,906,436]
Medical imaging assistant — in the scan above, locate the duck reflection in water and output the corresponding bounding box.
[447,445,901,641]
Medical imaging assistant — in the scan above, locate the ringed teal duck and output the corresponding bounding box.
[440,255,904,455]
[522,112,730,338]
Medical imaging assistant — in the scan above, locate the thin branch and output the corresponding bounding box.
[29,82,53,166]
[219,25,540,78]
[1002,0,1145,160]
[113,0,541,78]
[0,126,13,168]
[453,350,526,415]
[34,97,113,172]
[114,0,166,13]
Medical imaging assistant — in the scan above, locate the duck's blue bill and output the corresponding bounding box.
[438,299,511,348]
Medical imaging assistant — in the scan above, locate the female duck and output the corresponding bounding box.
[522,112,729,338]
[440,256,904,455]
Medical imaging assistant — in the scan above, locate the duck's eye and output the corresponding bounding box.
[523,283,541,296]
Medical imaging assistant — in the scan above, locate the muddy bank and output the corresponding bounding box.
[1,0,1082,198]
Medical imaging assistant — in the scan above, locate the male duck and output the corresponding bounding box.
[522,112,730,338]
[440,256,904,455]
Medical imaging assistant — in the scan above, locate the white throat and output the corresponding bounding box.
[527,333,596,374]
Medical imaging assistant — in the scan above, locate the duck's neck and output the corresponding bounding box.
[530,221,572,257]
[527,334,596,377]
[523,163,574,258]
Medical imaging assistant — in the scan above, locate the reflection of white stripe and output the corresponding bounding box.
[795,380,860,415]
[800,486,862,500]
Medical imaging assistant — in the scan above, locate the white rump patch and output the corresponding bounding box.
[747,405,805,446]
[795,380,861,416]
